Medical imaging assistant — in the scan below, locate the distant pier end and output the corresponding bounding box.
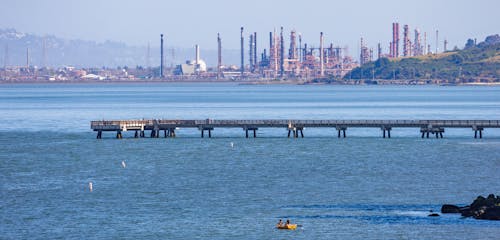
[90,119,500,139]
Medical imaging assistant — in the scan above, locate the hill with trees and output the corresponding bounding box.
[344,34,500,85]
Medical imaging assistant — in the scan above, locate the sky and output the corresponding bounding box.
[1,0,499,54]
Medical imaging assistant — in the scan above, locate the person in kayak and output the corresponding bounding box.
[276,219,284,228]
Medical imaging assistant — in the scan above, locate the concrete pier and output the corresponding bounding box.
[91,119,500,139]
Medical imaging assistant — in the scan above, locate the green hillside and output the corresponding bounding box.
[345,35,500,84]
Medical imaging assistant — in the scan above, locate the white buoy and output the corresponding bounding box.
[230,142,234,148]
[121,161,126,168]
[88,182,93,192]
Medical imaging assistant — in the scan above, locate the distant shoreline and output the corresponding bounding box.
[1,79,500,86]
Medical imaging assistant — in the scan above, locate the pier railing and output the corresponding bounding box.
[91,119,500,139]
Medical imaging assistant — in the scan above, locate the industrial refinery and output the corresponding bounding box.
[1,23,450,83]
[169,26,359,81]
[162,23,444,81]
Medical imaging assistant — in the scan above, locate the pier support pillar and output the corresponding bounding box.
[337,129,346,138]
[473,127,484,139]
[116,131,122,139]
[134,130,138,138]
[287,122,303,139]
[244,127,258,138]
[168,128,176,138]
[336,126,347,138]
[294,127,304,138]
[200,127,214,138]
[287,127,297,138]
[96,130,102,139]
[140,130,145,138]
[421,127,444,139]
[287,124,298,138]
[382,127,392,138]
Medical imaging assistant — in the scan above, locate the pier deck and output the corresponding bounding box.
[91,119,500,139]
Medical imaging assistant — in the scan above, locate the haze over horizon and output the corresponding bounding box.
[1,0,499,52]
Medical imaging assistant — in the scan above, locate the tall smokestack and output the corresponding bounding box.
[280,27,284,78]
[303,43,308,62]
[160,34,164,78]
[435,30,439,54]
[328,43,333,64]
[396,23,400,57]
[377,43,382,59]
[320,32,324,77]
[269,32,273,53]
[195,44,200,65]
[273,29,278,76]
[414,29,422,56]
[240,27,244,76]
[217,33,222,80]
[249,34,254,73]
[391,23,400,58]
[269,31,274,75]
[253,32,257,72]
[298,34,302,63]
[403,24,412,57]
[289,30,297,60]
[424,32,427,55]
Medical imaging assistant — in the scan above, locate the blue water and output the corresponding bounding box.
[1,83,500,239]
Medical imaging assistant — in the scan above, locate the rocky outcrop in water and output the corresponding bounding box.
[440,204,461,213]
[442,194,500,220]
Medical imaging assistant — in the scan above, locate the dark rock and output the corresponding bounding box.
[444,194,500,220]
[458,194,500,220]
[460,206,472,217]
[441,204,461,213]
[473,206,500,220]
[471,195,487,209]
[428,213,440,217]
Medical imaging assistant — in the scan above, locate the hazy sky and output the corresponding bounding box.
[1,0,499,53]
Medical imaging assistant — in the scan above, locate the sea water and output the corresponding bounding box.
[1,83,499,239]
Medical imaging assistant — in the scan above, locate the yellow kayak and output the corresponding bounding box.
[277,224,297,230]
